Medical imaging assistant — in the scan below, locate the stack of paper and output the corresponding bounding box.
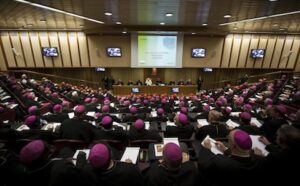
[151,111,157,117]
[226,119,240,128]
[230,112,241,117]
[113,122,126,130]
[145,121,150,130]
[197,119,209,127]
[68,112,75,119]
[154,144,164,157]
[16,125,30,131]
[72,149,90,165]
[201,135,224,155]
[86,111,95,117]
[42,123,61,132]
[120,147,140,164]
[163,138,179,146]
[166,121,176,126]
[250,135,269,156]
[251,118,262,128]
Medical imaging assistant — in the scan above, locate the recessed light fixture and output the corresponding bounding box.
[224,14,232,18]
[220,10,300,26]
[104,12,112,16]
[116,22,122,24]
[27,23,33,27]
[245,31,249,33]
[279,28,285,31]
[273,23,278,27]
[269,0,278,2]
[191,32,196,35]
[14,0,104,24]
[202,23,208,26]
[160,22,165,25]
[122,31,127,34]
[234,27,238,30]
[40,19,46,22]
[165,13,173,17]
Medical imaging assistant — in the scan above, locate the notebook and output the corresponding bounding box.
[226,119,240,128]
[120,147,140,164]
[72,149,90,165]
[251,118,262,128]
[250,135,269,156]
[201,135,225,155]
[197,119,209,127]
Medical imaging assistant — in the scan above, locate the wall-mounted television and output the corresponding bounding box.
[132,88,140,93]
[42,47,58,57]
[191,48,206,58]
[250,49,265,58]
[203,68,213,72]
[106,47,122,57]
[171,87,179,93]
[95,67,106,72]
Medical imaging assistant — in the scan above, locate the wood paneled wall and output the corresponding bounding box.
[0,31,299,71]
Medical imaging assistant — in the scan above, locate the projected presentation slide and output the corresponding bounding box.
[137,35,178,67]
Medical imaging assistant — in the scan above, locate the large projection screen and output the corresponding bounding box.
[131,34,183,68]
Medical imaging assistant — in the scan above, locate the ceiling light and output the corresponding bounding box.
[273,23,278,27]
[269,0,278,2]
[165,13,173,17]
[279,28,285,31]
[104,12,112,16]
[116,22,122,24]
[27,23,33,27]
[224,14,232,18]
[14,0,104,24]
[122,31,127,34]
[220,10,300,26]
[202,23,208,26]
[160,22,165,25]
[40,19,46,22]
[234,27,238,30]
[191,32,196,35]
[245,31,249,33]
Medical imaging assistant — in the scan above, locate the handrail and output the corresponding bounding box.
[9,70,100,86]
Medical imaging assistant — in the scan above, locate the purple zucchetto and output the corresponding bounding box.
[163,143,182,162]
[225,107,232,114]
[130,106,138,114]
[264,98,273,106]
[134,119,145,130]
[104,99,110,105]
[233,130,252,150]
[53,104,62,113]
[180,107,188,114]
[178,113,188,125]
[157,108,164,116]
[101,105,109,113]
[20,140,45,165]
[240,112,251,121]
[243,104,252,112]
[74,105,86,114]
[203,104,210,112]
[275,105,287,115]
[101,116,113,126]
[28,106,38,115]
[84,98,92,103]
[25,115,37,126]
[88,144,110,169]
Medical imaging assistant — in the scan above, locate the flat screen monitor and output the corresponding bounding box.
[95,67,105,72]
[171,87,179,93]
[203,68,213,72]
[132,88,140,93]
[42,47,58,57]
[106,47,122,57]
[250,49,265,58]
[191,48,206,58]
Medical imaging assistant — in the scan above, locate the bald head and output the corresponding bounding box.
[208,110,221,123]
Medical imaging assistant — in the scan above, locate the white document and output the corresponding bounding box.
[43,112,51,116]
[250,135,269,156]
[201,135,224,155]
[226,119,240,128]
[120,147,140,164]
[230,112,241,117]
[1,96,11,100]
[111,113,121,119]
[154,144,164,157]
[110,103,115,107]
[151,111,157,117]
[113,122,126,130]
[7,104,18,109]
[174,100,179,105]
[166,121,176,126]
[197,119,209,127]
[68,112,74,119]
[86,111,95,117]
[42,123,61,132]
[163,138,179,146]
[145,121,150,130]
[16,125,30,131]
[251,118,262,128]
[72,149,90,165]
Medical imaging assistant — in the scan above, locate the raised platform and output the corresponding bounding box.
[112,85,197,95]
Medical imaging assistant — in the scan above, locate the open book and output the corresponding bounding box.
[120,147,140,164]
[113,122,126,130]
[201,135,225,155]
[151,111,157,117]
[226,119,240,128]
[163,138,179,146]
[230,112,241,117]
[251,118,262,128]
[166,121,176,126]
[250,135,269,156]
[197,119,209,127]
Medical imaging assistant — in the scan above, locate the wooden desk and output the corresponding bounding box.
[112,85,197,95]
